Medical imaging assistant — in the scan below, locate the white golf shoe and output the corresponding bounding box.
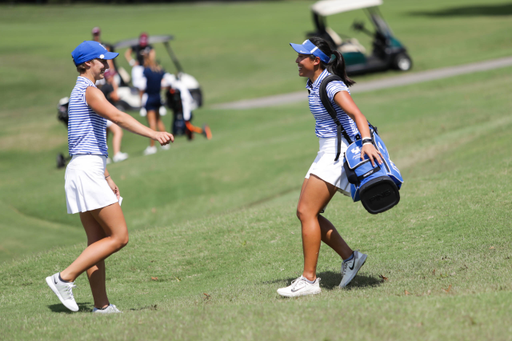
[113,152,129,163]
[277,276,321,297]
[45,273,79,312]
[339,250,367,288]
[93,304,121,314]
[143,146,157,156]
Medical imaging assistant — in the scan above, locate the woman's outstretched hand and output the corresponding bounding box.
[361,143,383,167]
[153,132,174,146]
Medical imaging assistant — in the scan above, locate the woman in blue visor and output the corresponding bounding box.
[277,37,383,297]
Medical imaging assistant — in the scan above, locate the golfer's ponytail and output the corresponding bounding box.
[328,50,355,87]
[309,37,355,87]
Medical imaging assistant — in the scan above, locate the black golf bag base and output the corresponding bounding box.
[171,110,196,140]
[172,112,187,136]
[359,177,400,214]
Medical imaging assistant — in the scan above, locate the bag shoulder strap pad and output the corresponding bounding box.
[319,75,352,160]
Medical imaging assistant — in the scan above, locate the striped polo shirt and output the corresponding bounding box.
[306,69,359,139]
[68,76,108,156]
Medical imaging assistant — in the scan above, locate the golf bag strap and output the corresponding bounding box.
[319,75,353,161]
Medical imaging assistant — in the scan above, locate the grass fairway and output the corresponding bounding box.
[1,65,512,340]
[1,0,512,339]
[1,0,512,261]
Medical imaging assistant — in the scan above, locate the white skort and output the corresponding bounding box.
[65,155,118,214]
[305,137,351,196]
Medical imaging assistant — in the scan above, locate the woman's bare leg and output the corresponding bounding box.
[79,211,109,309]
[156,113,166,133]
[296,175,352,281]
[146,110,157,147]
[107,123,123,156]
[59,203,128,286]
[318,215,353,260]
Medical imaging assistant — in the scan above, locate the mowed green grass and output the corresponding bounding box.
[1,0,512,262]
[1,65,512,341]
[1,0,512,339]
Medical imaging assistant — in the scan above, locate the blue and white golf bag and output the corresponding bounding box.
[343,128,403,214]
[320,75,404,214]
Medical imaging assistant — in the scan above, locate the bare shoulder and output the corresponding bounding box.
[85,86,104,99]
[85,86,111,115]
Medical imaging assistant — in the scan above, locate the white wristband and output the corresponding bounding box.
[129,59,136,66]
[361,137,372,146]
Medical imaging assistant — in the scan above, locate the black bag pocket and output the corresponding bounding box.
[359,176,400,214]
[343,160,360,185]
[344,160,382,186]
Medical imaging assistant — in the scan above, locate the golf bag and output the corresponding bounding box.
[166,87,193,138]
[320,75,403,214]
[56,97,71,168]
[57,97,70,126]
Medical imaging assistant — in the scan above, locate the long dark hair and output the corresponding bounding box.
[308,37,355,87]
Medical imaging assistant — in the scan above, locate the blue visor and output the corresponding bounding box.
[71,41,119,66]
[289,39,330,64]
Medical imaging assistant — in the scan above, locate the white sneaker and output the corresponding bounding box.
[93,304,121,314]
[143,146,157,155]
[160,144,170,150]
[113,152,129,163]
[45,273,79,312]
[277,276,321,297]
[139,107,147,117]
[339,250,367,288]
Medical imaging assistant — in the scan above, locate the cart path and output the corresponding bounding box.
[212,56,512,110]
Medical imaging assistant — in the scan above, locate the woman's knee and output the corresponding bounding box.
[296,205,315,222]
[111,232,129,250]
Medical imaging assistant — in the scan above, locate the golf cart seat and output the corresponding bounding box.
[325,27,343,46]
[338,38,366,54]
[323,27,366,54]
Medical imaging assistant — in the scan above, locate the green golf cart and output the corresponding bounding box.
[308,0,412,75]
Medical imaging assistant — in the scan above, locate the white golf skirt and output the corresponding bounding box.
[65,155,118,214]
[305,137,351,196]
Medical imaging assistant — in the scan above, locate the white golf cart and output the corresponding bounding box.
[112,34,203,111]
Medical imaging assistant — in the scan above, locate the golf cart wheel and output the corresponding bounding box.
[393,53,412,71]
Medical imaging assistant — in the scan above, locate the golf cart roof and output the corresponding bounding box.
[113,35,174,49]
[312,0,383,16]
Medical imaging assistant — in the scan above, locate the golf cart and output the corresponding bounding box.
[307,0,412,75]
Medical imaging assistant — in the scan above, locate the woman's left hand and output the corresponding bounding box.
[106,177,120,200]
[361,143,384,167]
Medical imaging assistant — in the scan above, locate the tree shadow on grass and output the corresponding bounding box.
[268,271,382,292]
[47,302,90,313]
[409,3,512,17]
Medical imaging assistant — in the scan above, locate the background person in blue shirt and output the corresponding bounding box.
[142,53,170,155]
[45,41,174,313]
[277,37,383,298]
